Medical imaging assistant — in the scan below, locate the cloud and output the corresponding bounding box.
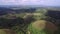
[0,0,60,6]
[0,0,41,5]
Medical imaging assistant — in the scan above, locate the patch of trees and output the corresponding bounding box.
[47,10,60,19]
[47,10,60,26]
[0,17,24,29]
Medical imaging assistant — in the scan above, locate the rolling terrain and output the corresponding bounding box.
[0,6,60,34]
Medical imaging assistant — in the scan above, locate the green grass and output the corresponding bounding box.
[28,25,46,34]
[27,20,55,34]
[27,20,47,34]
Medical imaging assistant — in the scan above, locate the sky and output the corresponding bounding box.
[0,0,60,6]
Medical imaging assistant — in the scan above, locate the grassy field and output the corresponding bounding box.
[27,20,46,34]
[0,29,6,34]
[0,29,16,34]
[27,20,57,34]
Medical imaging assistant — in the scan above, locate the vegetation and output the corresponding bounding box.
[0,8,60,34]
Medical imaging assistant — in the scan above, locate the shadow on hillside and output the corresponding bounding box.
[45,10,60,34]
